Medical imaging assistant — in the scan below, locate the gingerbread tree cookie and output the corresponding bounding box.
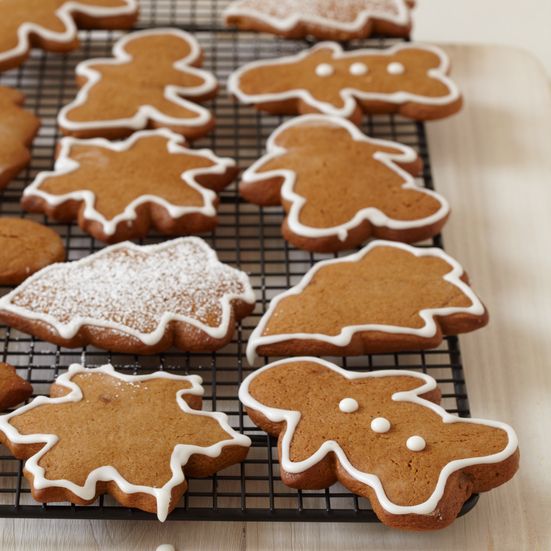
[58,29,218,140]
[224,0,414,41]
[0,238,256,354]
[239,358,519,530]
[0,364,251,520]
[0,0,138,72]
[228,42,462,122]
[247,241,487,363]
[22,129,237,243]
[240,115,448,252]
[0,87,40,189]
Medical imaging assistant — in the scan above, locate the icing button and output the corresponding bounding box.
[315,63,334,77]
[406,435,426,452]
[370,417,391,433]
[350,62,368,76]
[339,397,359,413]
[387,62,405,75]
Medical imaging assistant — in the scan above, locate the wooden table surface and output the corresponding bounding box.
[1,44,549,550]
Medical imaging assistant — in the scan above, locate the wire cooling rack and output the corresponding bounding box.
[0,0,479,522]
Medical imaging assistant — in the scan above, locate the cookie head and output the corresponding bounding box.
[240,358,519,529]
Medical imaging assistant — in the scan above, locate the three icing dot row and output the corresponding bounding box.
[315,62,405,77]
[338,399,426,452]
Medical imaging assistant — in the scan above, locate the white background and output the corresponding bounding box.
[413,0,551,77]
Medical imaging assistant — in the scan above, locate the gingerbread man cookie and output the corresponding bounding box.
[0,218,65,285]
[247,240,487,363]
[0,238,256,354]
[239,358,519,530]
[22,129,237,243]
[0,364,251,521]
[0,363,33,411]
[228,42,462,121]
[58,29,218,140]
[0,87,40,190]
[240,115,448,252]
[0,0,138,72]
[224,0,414,41]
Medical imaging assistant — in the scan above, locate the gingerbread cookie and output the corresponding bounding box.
[58,29,217,140]
[0,87,40,190]
[228,42,462,121]
[0,363,33,411]
[240,115,448,252]
[0,238,256,354]
[247,241,487,363]
[224,0,414,41]
[22,129,237,243]
[0,364,251,520]
[0,218,65,285]
[0,0,138,72]
[239,358,519,530]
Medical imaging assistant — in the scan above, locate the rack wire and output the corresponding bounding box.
[0,0,478,522]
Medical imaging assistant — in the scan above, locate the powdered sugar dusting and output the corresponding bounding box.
[231,0,401,22]
[6,238,253,336]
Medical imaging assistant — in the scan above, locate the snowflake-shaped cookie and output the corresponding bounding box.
[239,358,519,530]
[58,28,218,140]
[0,238,256,354]
[224,0,413,40]
[22,129,237,243]
[240,115,448,252]
[0,364,251,521]
[0,0,138,72]
[0,87,40,189]
[228,42,462,121]
[247,240,487,363]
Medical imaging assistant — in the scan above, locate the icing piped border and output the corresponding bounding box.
[0,364,251,521]
[246,240,485,364]
[241,114,449,241]
[227,42,460,119]
[58,28,216,134]
[0,237,257,346]
[23,128,235,236]
[239,357,518,516]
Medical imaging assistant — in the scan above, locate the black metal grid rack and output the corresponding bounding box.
[0,0,478,522]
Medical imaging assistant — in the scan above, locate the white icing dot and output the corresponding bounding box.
[370,417,391,433]
[406,435,426,452]
[350,62,368,76]
[339,397,358,413]
[387,62,405,75]
[315,63,334,77]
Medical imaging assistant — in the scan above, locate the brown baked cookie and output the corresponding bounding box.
[58,28,218,140]
[240,115,448,252]
[0,363,32,410]
[247,241,487,363]
[22,129,237,243]
[239,358,519,531]
[0,0,138,72]
[228,42,462,122]
[0,237,256,354]
[0,218,65,285]
[0,87,40,190]
[0,364,251,520]
[224,0,414,40]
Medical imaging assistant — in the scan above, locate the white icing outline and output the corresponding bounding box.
[0,237,257,346]
[0,364,251,522]
[246,240,485,364]
[0,0,138,68]
[58,28,216,135]
[223,0,411,35]
[239,357,518,516]
[241,114,449,242]
[23,128,235,237]
[227,42,460,118]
